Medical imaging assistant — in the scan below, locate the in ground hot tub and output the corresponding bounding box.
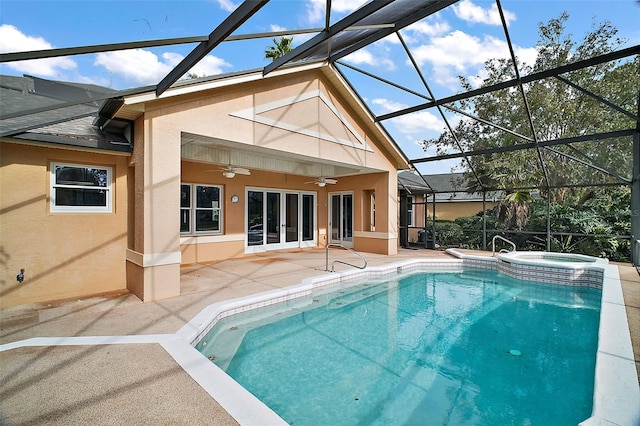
[496,251,607,288]
[498,251,602,265]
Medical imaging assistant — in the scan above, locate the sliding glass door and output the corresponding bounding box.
[329,192,353,248]
[246,188,316,252]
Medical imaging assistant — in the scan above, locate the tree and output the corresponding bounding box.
[496,190,534,230]
[264,37,293,62]
[421,13,638,232]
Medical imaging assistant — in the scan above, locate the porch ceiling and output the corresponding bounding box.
[181,131,372,178]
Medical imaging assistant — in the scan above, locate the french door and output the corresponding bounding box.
[329,192,353,248]
[246,188,316,252]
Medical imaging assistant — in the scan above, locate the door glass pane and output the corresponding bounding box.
[267,192,280,244]
[286,193,298,243]
[248,191,263,246]
[331,195,340,241]
[180,185,191,233]
[180,209,190,233]
[343,194,353,242]
[302,194,314,241]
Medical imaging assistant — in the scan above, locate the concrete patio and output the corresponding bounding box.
[1,248,638,425]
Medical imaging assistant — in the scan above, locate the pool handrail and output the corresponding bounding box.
[325,243,367,272]
[492,235,516,256]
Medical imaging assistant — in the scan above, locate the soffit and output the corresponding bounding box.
[181,131,370,178]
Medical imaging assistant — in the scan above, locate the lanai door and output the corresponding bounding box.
[246,188,316,253]
[329,192,353,248]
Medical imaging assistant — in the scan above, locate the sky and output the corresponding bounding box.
[1,0,639,174]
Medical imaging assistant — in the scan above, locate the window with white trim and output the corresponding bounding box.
[50,163,112,213]
[181,184,223,234]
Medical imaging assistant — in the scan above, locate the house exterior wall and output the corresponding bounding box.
[402,195,498,243]
[137,69,402,270]
[1,67,405,307]
[0,142,129,308]
[430,201,497,221]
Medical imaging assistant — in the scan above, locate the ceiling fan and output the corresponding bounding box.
[219,165,251,178]
[305,177,337,187]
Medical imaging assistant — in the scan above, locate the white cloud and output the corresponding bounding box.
[452,0,515,26]
[95,50,173,84]
[391,19,452,45]
[406,20,452,38]
[187,54,233,77]
[306,0,325,24]
[332,0,368,13]
[270,24,287,32]
[372,98,443,135]
[215,0,237,13]
[0,24,77,77]
[94,49,232,85]
[410,30,537,87]
[343,48,395,70]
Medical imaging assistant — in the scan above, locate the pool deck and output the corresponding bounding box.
[1,248,638,425]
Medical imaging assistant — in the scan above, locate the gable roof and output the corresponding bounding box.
[398,171,501,201]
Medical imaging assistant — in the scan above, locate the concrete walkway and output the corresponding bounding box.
[1,248,638,425]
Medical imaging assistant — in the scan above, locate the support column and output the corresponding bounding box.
[126,118,182,301]
[482,191,487,251]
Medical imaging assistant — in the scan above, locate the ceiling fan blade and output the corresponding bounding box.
[234,167,251,175]
[324,178,337,184]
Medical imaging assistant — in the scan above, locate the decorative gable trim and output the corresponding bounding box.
[229,89,373,152]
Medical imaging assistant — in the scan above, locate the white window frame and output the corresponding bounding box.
[50,162,113,213]
[181,183,224,235]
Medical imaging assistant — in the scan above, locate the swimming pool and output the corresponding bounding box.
[178,253,639,425]
[196,269,600,425]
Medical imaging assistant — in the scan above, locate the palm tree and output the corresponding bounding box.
[496,190,534,230]
[264,37,293,62]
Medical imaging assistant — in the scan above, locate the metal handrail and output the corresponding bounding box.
[492,235,516,256]
[325,243,368,272]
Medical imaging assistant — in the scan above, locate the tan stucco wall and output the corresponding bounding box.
[146,71,395,171]
[0,142,129,308]
[431,201,497,221]
[179,162,397,262]
[141,70,403,264]
[124,115,182,302]
[402,196,497,243]
[0,68,405,307]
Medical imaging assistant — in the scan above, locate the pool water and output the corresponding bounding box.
[196,269,601,425]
